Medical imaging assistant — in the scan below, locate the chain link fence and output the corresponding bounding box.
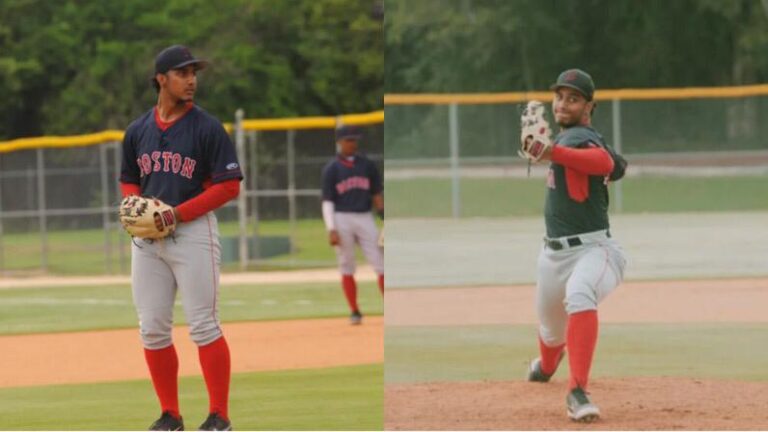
[0,111,383,275]
[385,87,768,219]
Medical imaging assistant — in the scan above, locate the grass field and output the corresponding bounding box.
[0,281,383,335]
[385,323,768,384]
[1,279,384,430]
[386,175,768,218]
[0,364,382,430]
[0,218,377,275]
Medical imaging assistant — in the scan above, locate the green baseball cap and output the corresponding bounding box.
[550,69,595,101]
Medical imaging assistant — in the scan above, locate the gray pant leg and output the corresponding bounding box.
[536,246,570,346]
[335,215,357,275]
[131,240,177,349]
[356,213,384,274]
[564,242,625,314]
[164,214,223,347]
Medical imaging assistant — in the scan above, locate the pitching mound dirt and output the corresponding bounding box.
[385,377,768,430]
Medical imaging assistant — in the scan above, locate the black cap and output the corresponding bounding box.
[550,69,595,100]
[335,125,363,141]
[154,45,208,74]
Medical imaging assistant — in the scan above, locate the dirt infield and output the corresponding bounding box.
[386,278,768,325]
[0,266,378,289]
[386,377,768,430]
[0,316,382,388]
[385,277,768,430]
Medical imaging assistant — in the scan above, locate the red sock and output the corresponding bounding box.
[538,337,565,376]
[342,275,359,312]
[198,336,231,421]
[567,310,599,390]
[377,274,384,295]
[144,345,180,419]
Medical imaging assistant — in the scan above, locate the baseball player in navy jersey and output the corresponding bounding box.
[119,45,242,431]
[523,69,628,423]
[321,125,384,325]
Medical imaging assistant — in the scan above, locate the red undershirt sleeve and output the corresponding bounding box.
[551,145,614,175]
[175,179,240,222]
[120,182,141,198]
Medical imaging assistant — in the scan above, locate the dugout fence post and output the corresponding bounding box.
[611,99,623,213]
[99,143,112,273]
[449,103,461,218]
[235,109,248,271]
[114,141,127,273]
[287,129,297,261]
[36,148,48,272]
[248,130,261,264]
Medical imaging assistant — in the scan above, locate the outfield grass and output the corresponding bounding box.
[0,363,383,430]
[0,281,383,335]
[385,176,768,218]
[0,218,374,275]
[385,323,768,384]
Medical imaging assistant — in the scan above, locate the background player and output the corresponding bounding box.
[120,45,243,431]
[524,69,628,423]
[321,125,384,325]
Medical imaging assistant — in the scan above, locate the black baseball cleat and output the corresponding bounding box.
[198,412,232,431]
[350,310,363,325]
[527,350,565,383]
[149,411,184,431]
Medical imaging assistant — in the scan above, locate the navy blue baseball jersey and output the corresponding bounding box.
[321,154,383,212]
[120,105,243,206]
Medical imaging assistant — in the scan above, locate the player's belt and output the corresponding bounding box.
[544,230,611,251]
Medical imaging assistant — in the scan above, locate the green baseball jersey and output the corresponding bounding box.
[544,126,611,238]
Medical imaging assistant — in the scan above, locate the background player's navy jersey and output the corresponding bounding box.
[321,154,382,212]
[120,105,243,206]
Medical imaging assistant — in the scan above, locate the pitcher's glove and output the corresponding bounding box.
[118,195,177,239]
[519,100,553,162]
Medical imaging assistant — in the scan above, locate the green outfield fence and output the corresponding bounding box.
[384,85,768,218]
[0,110,383,275]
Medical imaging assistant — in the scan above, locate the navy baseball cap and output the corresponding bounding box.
[155,45,208,74]
[550,69,595,101]
[335,125,363,141]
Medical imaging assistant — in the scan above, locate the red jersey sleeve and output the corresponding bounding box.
[550,144,614,176]
[120,182,141,198]
[175,179,240,222]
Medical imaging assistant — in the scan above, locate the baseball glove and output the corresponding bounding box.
[519,100,553,162]
[118,195,177,239]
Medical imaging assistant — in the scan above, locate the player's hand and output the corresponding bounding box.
[329,230,340,246]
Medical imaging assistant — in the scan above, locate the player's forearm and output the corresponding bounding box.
[120,182,141,198]
[550,146,614,175]
[321,200,336,231]
[175,179,240,222]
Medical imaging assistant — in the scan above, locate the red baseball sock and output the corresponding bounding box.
[198,336,231,421]
[567,310,599,391]
[538,337,565,376]
[342,275,359,312]
[377,274,384,294]
[144,345,181,419]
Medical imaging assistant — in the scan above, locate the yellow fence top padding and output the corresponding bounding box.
[239,110,384,131]
[0,130,126,154]
[0,110,384,153]
[384,83,768,105]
